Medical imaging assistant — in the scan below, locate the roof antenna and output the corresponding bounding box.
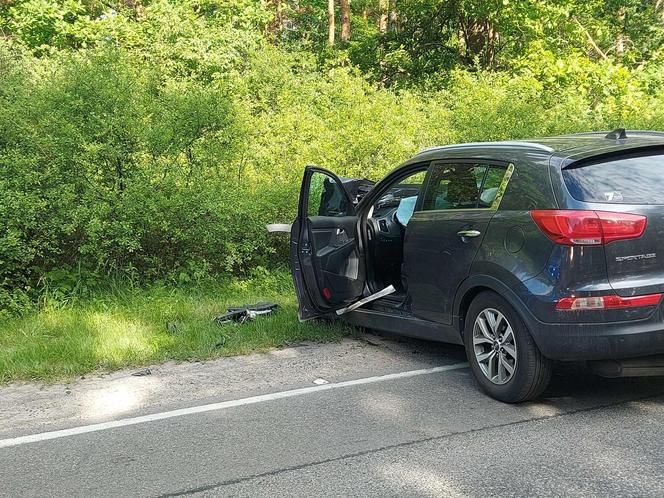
[605,128,627,140]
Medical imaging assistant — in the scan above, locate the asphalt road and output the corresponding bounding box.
[1,334,664,497]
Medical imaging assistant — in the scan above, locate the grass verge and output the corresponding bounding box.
[0,271,353,384]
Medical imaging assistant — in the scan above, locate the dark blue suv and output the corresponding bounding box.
[288,129,664,402]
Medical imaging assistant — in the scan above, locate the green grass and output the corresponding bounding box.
[0,271,352,384]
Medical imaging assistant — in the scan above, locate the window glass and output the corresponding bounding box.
[478,165,508,207]
[423,163,488,210]
[307,171,351,217]
[372,170,427,225]
[562,153,664,204]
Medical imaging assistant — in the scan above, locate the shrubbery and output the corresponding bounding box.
[2,0,664,313]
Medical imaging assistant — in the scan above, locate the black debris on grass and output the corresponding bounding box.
[214,302,279,325]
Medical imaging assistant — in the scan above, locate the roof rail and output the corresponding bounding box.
[573,129,664,139]
[416,141,553,155]
[623,129,664,138]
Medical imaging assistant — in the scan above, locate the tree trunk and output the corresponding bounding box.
[269,0,284,36]
[115,159,125,194]
[378,0,388,33]
[657,0,664,21]
[275,0,283,33]
[260,0,269,35]
[461,18,497,67]
[340,0,351,42]
[486,21,496,67]
[328,0,335,45]
[388,0,397,32]
[615,5,626,58]
[262,0,282,36]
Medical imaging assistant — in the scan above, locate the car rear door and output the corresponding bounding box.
[291,166,366,320]
[404,161,511,324]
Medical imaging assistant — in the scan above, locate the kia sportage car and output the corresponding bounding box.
[287,129,664,402]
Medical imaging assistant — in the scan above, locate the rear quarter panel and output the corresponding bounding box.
[463,154,558,318]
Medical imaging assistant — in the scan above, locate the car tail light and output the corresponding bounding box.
[556,293,662,310]
[530,210,646,245]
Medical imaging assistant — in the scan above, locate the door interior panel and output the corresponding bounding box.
[307,216,364,303]
[291,166,366,319]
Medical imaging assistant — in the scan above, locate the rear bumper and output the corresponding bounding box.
[457,273,664,361]
[523,309,664,361]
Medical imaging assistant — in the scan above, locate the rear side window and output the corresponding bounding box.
[423,163,486,210]
[422,163,507,211]
[479,166,507,207]
[563,153,664,204]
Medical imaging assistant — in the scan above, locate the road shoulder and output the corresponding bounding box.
[0,333,466,439]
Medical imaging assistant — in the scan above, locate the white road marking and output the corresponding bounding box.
[0,362,468,449]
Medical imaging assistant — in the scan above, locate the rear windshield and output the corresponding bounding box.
[563,153,664,204]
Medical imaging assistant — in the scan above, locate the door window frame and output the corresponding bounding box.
[299,166,356,219]
[358,161,431,215]
[355,161,431,295]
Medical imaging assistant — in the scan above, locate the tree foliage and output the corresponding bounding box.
[1,0,664,312]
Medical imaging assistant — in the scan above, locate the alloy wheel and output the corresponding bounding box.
[472,308,517,385]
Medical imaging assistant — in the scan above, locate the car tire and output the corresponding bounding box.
[464,291,552,403]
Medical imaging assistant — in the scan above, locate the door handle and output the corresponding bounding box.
[457,229,481,238]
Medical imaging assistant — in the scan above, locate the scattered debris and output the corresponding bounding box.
[166,322,179,334]
[214,302,279,325]
[313,378,329,385]
[266,223,292,233]
[132,368,152,377]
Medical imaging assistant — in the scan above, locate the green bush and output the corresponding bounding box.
[2,1,664,314]
[0,46,249,311]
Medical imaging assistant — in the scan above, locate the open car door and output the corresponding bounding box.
[291,166,366,320]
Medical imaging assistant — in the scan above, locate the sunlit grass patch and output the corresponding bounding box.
[0,272,352,384]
